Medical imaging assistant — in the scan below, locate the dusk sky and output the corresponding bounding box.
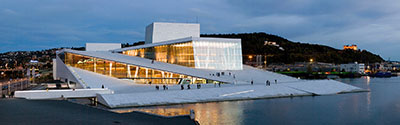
[1,0,399,60]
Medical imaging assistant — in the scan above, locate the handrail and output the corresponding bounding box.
[0,78,29,86]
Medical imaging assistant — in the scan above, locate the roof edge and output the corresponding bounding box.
[112,37,241,52]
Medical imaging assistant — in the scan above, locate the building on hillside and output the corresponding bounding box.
[340,62,365,74]
[343,44,357,50]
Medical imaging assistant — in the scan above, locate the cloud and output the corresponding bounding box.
[2,8,17,15]
[0,0,399,60]
[234,15,307,28]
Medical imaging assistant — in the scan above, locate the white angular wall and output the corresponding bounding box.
[145,22,200,44]
[86,43,121,51]
[54,55,84,89]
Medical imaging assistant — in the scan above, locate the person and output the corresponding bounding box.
[163,85,166,90]
[187,84,191,89]
[233,74,236,79]
[275,79,277,84]
[190,109,195,120]
[214,83,216,87]
[251,80,253,85]
[218,83,221,87]
[149,81,152,85]
[101,84,104,89]
[181,85,184,90]
[151,60,154,64]
[155,85,159,90]
[197,84,200,89]
[266,80,270,86]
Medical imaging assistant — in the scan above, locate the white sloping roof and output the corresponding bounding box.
[62,49,235,83]
[97,79,365,108]
[112,37,241,52]
[281,80,365,95]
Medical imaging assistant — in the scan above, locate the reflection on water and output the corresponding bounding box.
[112,101,247,125]
[112,107,190,116]
[111,77,400,124]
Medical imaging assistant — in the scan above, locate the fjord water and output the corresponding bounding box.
[135,76,400,124]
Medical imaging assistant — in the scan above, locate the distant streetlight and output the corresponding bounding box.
[310,58,314,62]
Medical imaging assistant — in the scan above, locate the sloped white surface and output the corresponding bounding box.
[98,84,308,108]
[68,61,365,108]
[63,49,234,83]
[97,79,364,108]
[69,67,151,94]
[64,49,300,85]
[281,80,364,95]
[230,65,299,84]
[15,89,113,99]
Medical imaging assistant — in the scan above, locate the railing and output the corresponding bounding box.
[0,69,25,72]
[0,78,30,97]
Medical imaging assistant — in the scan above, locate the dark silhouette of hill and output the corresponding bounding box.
[201,32,383,64]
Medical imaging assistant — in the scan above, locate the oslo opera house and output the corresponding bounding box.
[17,22,365,108]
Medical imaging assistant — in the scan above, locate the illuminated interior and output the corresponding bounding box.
[62,52,221,84]
[122,40,243,70]
[123,41,195,68]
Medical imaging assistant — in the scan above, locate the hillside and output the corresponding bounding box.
[201,32,384,64]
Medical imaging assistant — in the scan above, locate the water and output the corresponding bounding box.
[115,76,400,124]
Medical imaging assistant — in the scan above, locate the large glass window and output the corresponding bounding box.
[123,41,195,68]
[62,52,220,84]
[193,41,243,70]
[122,40,243,70]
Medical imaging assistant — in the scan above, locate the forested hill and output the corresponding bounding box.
[201,32,384,64]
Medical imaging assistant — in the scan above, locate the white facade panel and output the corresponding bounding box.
[340,63,365,73]
[193,40,243,70]
[52,58,57,80]
[145,24,153,44]
[86,43,121,51]
[55,55,83,88]
[15,89,113,99]
[145,22,200,44]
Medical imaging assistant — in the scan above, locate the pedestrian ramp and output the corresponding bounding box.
[281,80,367,95]
[15,89,114,99]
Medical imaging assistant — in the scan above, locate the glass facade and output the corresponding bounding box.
[122,40,243,70]
[63,52,220,84]
[123,41,195,68]
[192,41,242,70]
